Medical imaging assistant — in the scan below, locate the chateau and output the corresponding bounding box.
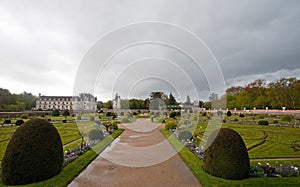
[35,93,97,111]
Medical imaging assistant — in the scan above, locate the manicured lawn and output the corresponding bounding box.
[0,126,18,161]
[161,129,300,187]
[194,122,300,159]
[54,122,82,145]
[0,129,124,187]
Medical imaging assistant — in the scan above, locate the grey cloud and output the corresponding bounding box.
[0,0,300,101]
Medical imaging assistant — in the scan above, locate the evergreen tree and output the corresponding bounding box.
[167,92,177,105]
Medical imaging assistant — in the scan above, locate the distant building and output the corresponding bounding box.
[113,93,121,109]
[35,93,97,111]
[194,100,200,107]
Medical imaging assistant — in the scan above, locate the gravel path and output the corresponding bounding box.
[69,118,201,187]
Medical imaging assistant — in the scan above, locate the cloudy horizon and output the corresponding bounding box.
[1,0,300,102]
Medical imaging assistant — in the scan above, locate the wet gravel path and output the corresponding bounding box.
[69,118,201,187]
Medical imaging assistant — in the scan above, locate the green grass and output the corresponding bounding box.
[0,129,124,187]
[194,122,300,159]
[161,129,300,187]
[54,122,81,145]
[0,126,18,161]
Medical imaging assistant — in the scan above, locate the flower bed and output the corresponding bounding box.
[169,129,204,159]
[63,138,105,166]
[251,162,299,177]
[63,143,91,166]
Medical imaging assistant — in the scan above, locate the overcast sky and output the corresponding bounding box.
[1,0,300,102]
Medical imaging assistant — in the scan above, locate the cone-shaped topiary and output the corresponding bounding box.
[1,118,63,185]
[203,128,250,180]
[178,131,193,141]
[89,129,104,141]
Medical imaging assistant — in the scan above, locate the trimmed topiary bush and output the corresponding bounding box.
[164,120,177,130]
[20,114,29,119]
[52,109,60,117]
[89,129,104,141]
[226,111,232,117]
[109,122,119,130]
[258,120,269,126]
[239,113,245,118]
[62,109,70,116]
[106,112,112,117]
[169,111,180,118]
[257,114,265,119]
[178,131,193,141]
[15,119,24,126]
[203,128,250,180]
[169,111,176,118]
[3,119,11,124]
[1,118,63,185]
[281,115,292,122]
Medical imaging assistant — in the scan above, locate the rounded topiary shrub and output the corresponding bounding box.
[1,118,63,185]
[109,122,119,130]
[3,119,11,124]
[281,115,292,122]
[20,114,29,119]
[203,128,250,180]
[15,119,24,126]
[52,109,60,117]
[178,131,193,141]
[89,129,104,141]
[258,120,269,126]
[257,114,265,119]
[62,109,70,116]
[164,120,177,130]
[226,111,232,117]
[169,111,176,118]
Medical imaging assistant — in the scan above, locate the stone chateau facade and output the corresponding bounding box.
[35,93,97,111]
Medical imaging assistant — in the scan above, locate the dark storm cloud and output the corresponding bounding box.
[0,0,299,101]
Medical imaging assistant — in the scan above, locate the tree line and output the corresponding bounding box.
[99,91,195,110]
[0,88,36,110]
[219,77,300,110]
